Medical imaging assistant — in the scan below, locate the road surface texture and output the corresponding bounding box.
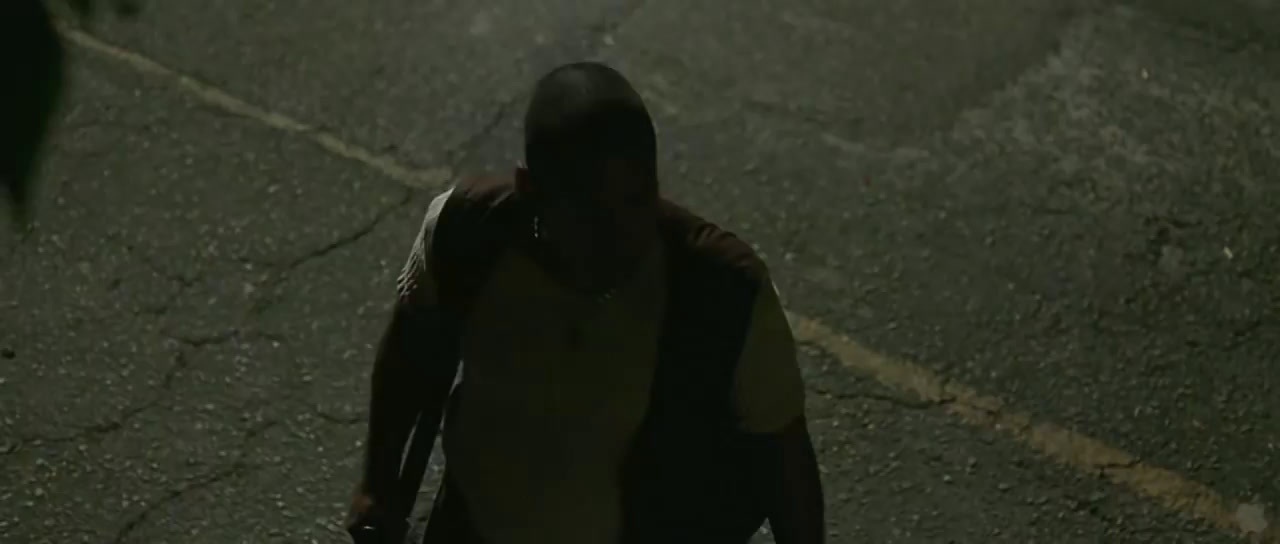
[2,1,1278,542]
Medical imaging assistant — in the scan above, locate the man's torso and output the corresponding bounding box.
[405,178,805,543]
[443,241,667,543]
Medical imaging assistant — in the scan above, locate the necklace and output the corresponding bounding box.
[534,214,617,347]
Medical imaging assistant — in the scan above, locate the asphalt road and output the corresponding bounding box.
[2,1,1278,542]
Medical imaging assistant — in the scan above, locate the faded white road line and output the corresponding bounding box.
[62,24,1274,543]
[58,25,453,190]
[787,314,1274,542]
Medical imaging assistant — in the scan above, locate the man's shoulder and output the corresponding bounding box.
[658,199,767,284]
[443,175,520,213]
[414,175,528,316]
[431,175,527,244]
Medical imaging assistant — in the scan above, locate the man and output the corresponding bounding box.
[346,62,824,543]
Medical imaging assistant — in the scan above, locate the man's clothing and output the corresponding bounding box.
[394,176,805,543]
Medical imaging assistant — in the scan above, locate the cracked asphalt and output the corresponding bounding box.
[2,1,1278,543]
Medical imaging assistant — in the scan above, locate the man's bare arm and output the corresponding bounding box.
[352,301,456,511]
[765,416,826,544]
[730,277,825,542]
[347,189,458,534]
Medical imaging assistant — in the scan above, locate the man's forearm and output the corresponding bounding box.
[767,417,825,544]
[354,302,456,512]
[358,349,418,501]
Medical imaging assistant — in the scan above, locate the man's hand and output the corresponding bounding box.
[345,492,382,544]
[344,492,379,532]
[346,492,408,544]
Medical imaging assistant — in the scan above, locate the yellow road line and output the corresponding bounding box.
[57,24,453,190]
[788,313,1275,543]
[60,24,1274,543]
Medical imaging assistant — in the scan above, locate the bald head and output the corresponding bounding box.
[522,62,657,192]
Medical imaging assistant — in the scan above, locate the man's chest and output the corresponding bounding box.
[451,249,667,448]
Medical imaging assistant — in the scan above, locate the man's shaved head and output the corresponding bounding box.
[515,63,662,295]
[522,62,657,192]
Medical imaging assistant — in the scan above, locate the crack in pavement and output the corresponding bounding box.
[1122,0,1280,55]
[164,329,240,348]
[278,190,416,272]
[110,418,278,544]
[809,384,954,411]
[17,346,189,446]
[1222,316,1266,353]
[1097,459,1144,473]
[15,329,283,447]
[743,96,860,135]
[430,0,650,172]
[234,188,415,274]
[522,0,649,67]
[590,0,649,50]
[238,189,416,318]
[132,251,201,318]
[161,328,285,349]
[448,93,519,163]
[313,410,365,426]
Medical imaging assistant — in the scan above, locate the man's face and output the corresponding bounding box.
[520,157,660,292]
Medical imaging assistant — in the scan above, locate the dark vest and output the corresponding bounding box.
[420,176,771,543]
